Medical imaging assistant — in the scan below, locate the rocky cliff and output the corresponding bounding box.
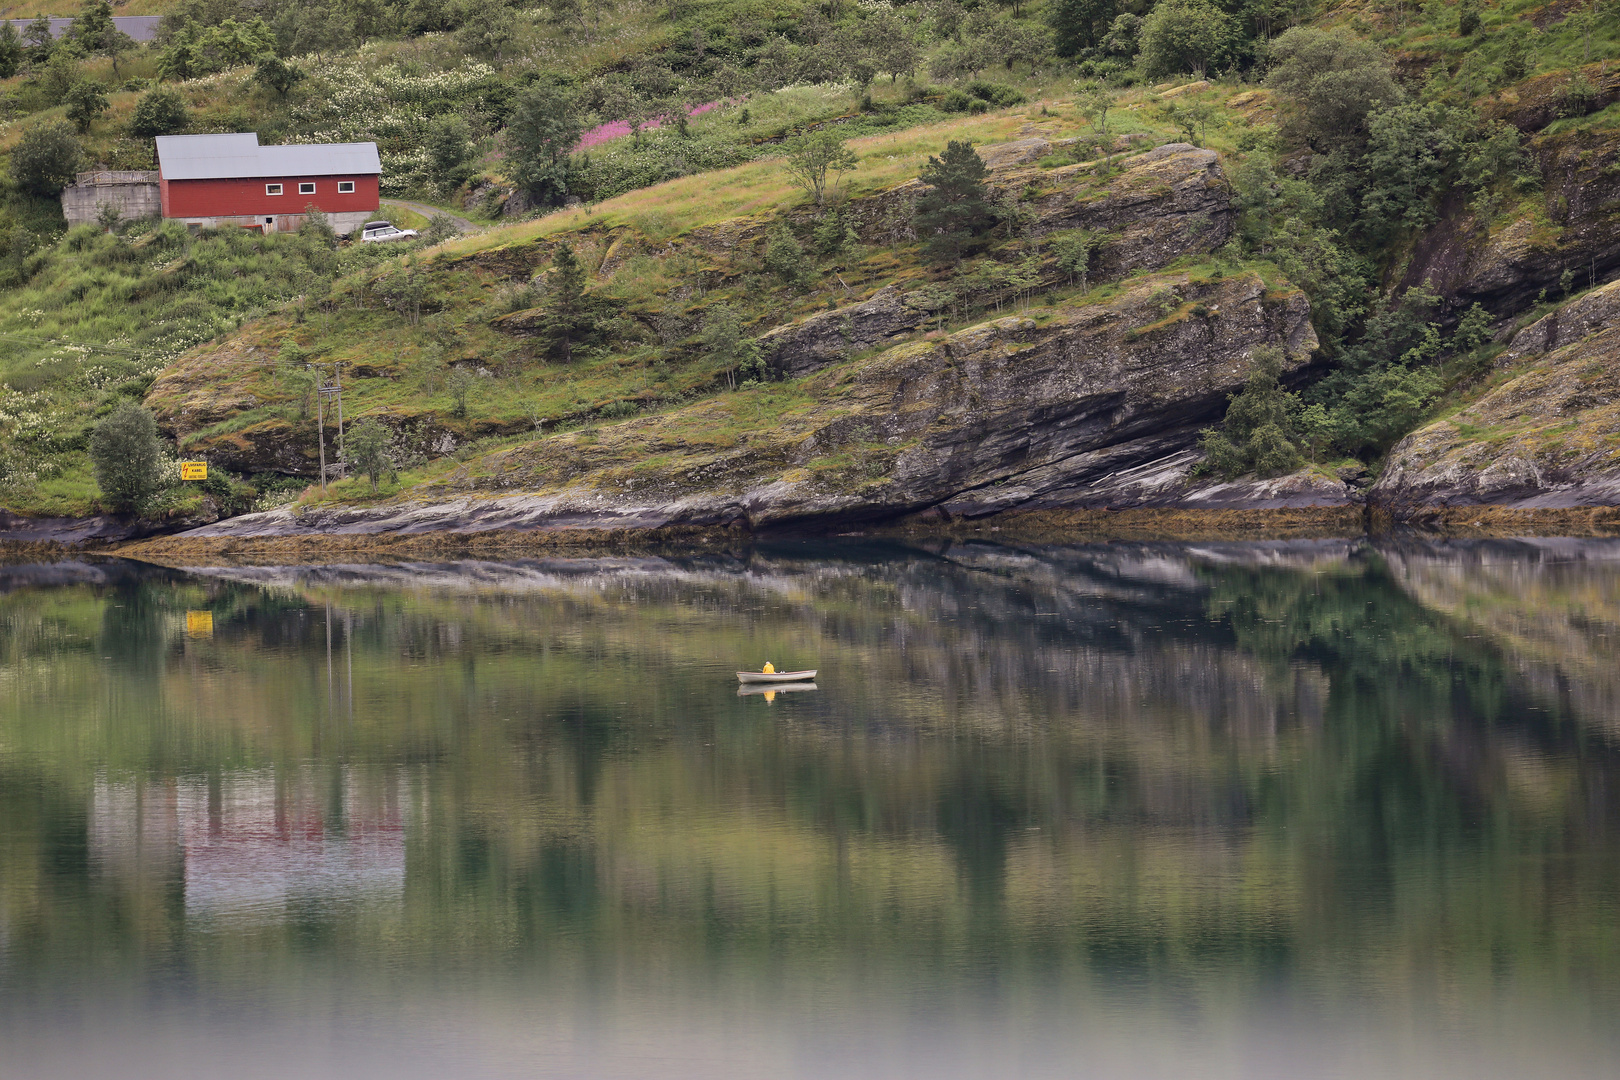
[1401,106,1620,320]
[1373,278,1620,514]
[122,134,1367,543]
[176,265,1340,540]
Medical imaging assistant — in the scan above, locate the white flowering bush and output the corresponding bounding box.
[291,61,502,194]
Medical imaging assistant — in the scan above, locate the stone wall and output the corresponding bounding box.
[61,172,161,226]
[173,210,372,236]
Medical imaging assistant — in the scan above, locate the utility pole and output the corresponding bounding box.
[333,362,346,461]
[310,362,326,495]
[317,364,344,489]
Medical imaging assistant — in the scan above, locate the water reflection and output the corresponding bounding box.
[2,538,1619,1078]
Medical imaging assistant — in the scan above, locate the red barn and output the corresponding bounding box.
[154,133,382,236]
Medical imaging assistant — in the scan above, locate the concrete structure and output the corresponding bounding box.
[61,170,161,227]
[4,16,161,41]
[155,133,382,236]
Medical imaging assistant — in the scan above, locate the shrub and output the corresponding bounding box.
[129,86,188,138]
[344,419,395,493]
[813,206,858,256]
[89,402,165,511]
[298,205,338,246]
[1457,0,1480,36]
[966,82,1026,108]
[764,220,809,284]
[10,121,82,196]
[1199,347,1304,478]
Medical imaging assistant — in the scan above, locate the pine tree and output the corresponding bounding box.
[914,140,997,262]
[541,243,597,362]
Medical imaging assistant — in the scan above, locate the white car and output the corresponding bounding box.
[359,221,418,243]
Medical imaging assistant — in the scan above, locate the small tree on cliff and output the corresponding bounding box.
[1198,347,1303,478]
[345,419,395,493]
[914,140,997,263]
[783,131,858,206]
[538,243,600,362]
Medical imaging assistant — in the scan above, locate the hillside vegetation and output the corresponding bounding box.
[3,0,1620,527]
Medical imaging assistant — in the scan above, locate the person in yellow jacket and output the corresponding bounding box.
[762,661,775,673]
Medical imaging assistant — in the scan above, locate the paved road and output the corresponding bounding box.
[4,16,162,41]
[380,199,477,235]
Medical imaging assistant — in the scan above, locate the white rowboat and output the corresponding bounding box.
[737,670,817,684]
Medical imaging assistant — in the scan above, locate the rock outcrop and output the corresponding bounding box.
[1372,279,1620,514]
[756,145,1237,379]
[1401,127,1620,316]
[177,268,1335,540]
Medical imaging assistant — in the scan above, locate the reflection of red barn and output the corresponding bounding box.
[91,774,405,920]
[155,133,381,237]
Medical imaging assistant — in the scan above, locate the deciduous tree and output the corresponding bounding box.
[1137,0,1234,79]
[505,84,584,206]
[344,419,395,493]
[782,130,858,205]
[129,86,189,138]
[65,80,109,133]
[90,402,165,512]
[10,120,82,195]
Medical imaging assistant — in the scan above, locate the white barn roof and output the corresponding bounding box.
[156,133,382,181]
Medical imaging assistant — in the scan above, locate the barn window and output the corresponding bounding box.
[266,184,283,195]
[299,182,315,194]
[337,181,355,194]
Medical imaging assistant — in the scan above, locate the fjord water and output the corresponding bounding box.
[2,540,1618,1079]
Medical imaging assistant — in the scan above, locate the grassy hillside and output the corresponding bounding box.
[6,0,1620,523]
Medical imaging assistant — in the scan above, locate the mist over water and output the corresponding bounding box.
[2,539,1618,1079]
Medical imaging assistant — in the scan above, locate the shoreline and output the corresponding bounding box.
[7,504,1620,565]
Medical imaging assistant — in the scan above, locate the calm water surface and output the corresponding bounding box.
[2,538,1618,1079]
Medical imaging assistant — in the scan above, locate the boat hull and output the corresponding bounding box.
[737,670,817,684]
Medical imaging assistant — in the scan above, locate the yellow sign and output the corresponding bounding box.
[180,461,208,481]
[185,610,214,638]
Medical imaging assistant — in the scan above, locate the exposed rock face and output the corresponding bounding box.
[178,269,1330,540]
[0,510,149,544]
[1482,63,1620,135]
[1401,127,1620,316]
[758,143,1234,378]
[1372,280,1620,514]
[1496,276,1620,365]
[758,285,933,378]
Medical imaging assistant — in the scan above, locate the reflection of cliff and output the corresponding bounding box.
[5,541,1619,1005]
[1377,539,1620,740]
[92,772,405,923]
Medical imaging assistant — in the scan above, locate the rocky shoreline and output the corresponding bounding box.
[7,502,1619,566]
